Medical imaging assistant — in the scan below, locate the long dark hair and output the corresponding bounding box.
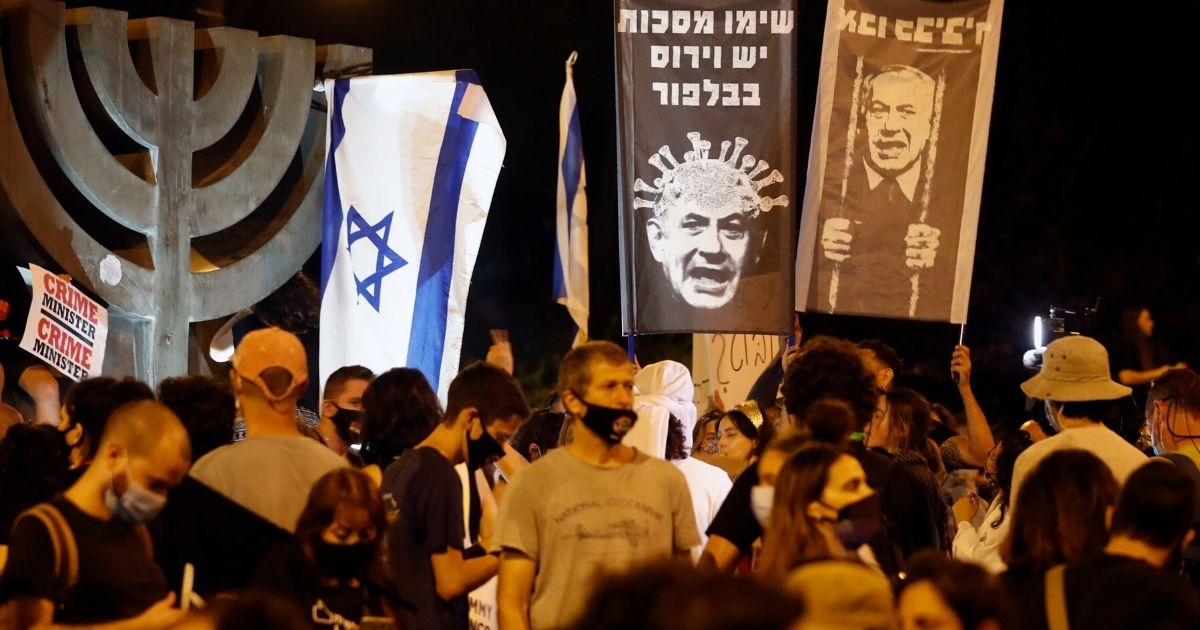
[721,407,775,461]
[991,431,1034,528]
[882,387,933,453]
[1002,449,1118,572]
[759,444,844,579]
[360,368,442,466]
[295,469,387,572]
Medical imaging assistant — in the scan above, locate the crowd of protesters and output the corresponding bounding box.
[0,317,1199,630]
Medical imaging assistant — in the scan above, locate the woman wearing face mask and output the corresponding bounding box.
[951,431,1034,574]
[717,402,775,470]
[692,409,725,457]
[757,444,878,580]
[254,468,405,629]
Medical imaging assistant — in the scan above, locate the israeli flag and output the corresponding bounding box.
[319,71,505,401]
[553,52,589,347]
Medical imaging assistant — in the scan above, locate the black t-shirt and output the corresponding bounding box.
[0,496,168,624]
[1007,554,1200,630]
[706,442,939,569]
[254,539,384,629]
[706,465,761,553]
[381,446,467,630]
[851,442,941,558]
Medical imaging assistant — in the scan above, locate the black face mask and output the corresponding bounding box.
[824,493,883,549]
[572,393,638,445]
[467,422,506,470]
[330,407,363,445]
[312,540,374,580]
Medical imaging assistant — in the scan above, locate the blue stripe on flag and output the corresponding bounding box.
[320,79,352,297]
[406,73,480,392]
[554,106,583,302]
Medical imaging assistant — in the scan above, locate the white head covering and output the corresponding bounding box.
[623,361,698,458]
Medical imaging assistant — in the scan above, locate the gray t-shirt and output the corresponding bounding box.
[495,447,700,630]
[190,435,348,531]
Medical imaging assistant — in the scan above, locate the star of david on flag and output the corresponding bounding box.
[345,207,407,311]
[319,71,506,402]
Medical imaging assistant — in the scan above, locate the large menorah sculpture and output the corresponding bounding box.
[0,0,370,383]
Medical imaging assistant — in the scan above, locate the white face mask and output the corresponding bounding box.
[750,485,774,529]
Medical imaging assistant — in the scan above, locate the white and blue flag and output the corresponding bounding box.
[319,71,505,401]
[553,52,589,347]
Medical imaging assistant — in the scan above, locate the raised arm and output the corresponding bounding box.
[951,345,995,467]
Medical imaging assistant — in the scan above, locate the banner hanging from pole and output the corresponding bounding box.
[318,71,506,402]
[554,52,590,348]
[616,3,797,335]
[794,0,1004,323]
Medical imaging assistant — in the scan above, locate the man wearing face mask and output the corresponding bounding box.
[495,341,699,630]
[0,400,190,629]
[381,362,529,630]
[1010,335,1146,506]
[318,365,375,458]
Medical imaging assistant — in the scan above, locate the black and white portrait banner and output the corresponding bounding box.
[616,2,797,335]
[795,0,1004,323]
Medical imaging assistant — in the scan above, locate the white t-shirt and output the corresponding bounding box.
[190,434,348,531]
[1010,424,1147,506]
[672,456,733,561]
[953,495,1010,574]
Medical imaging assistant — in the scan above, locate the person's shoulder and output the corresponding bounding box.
[633,450,689,482]
[674,457,733,488]
[188,441,248,481]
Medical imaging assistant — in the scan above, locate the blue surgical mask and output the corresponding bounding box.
[104,453,167,524]
[751,485,774,528]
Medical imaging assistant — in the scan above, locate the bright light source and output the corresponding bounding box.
[1033,316,1043,349]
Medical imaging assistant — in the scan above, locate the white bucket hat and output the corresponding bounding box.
[1020,335,1132,402]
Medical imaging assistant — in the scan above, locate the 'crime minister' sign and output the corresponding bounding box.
[19,264,109,381]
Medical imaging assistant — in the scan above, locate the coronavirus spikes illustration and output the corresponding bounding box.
[0,0,371,382]
[633,132,789,219]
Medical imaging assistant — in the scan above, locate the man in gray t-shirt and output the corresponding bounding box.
[495,342,699,630]
[190,328,346,531]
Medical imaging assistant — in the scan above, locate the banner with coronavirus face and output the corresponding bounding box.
[795,0,1004,323]
[616,2,797,335]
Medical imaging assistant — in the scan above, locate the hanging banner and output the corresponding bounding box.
[318,72,505,403]
[616,2,797,335]
[795,0,1004,323]
[19,264,108,381]
[692,333,782,408]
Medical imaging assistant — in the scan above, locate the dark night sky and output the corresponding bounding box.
[58,0,1200,423]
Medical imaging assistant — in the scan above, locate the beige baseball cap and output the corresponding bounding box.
[1020,335,1131,402]
[232,327,308,402]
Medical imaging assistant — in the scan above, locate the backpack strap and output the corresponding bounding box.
[1044,564,1070,630]
[14,504,79,600]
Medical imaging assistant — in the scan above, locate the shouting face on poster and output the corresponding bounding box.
[637,133,787,311]
[864,66,936,178]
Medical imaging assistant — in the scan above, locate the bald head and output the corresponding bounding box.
[100,400,191,465]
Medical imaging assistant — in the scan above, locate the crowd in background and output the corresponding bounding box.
[0,308,1198,629]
